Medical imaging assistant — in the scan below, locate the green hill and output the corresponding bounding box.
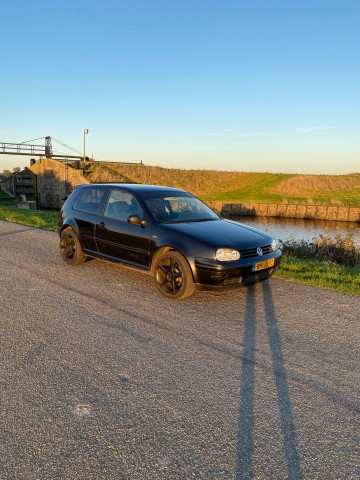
[82,163,360,207]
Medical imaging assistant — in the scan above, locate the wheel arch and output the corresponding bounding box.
[59,219,81,237]
[151,246,175,274]
[151,245,195,281]
[59,220,87,249]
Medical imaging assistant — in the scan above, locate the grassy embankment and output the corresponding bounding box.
[0,189,12,199]
[83,164,360,207]
[0,197,358,296]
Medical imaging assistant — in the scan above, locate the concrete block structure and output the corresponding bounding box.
[29,158,89,209]
[1,158,89,209]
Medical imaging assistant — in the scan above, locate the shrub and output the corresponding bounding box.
[280,234,360,267]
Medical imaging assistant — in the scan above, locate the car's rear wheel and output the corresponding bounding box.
[154,250,195,300]
[60,228,86,266]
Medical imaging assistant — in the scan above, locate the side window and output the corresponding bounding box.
[104,189,143,222]
[73,187,106,215]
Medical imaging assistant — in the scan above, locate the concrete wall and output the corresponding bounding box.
[212,202,360,223]
[2,168,37,201]
[29,158,89,209]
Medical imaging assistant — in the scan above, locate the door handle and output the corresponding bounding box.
[97,221,105,229]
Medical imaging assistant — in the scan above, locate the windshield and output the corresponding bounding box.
[143,193,220,223]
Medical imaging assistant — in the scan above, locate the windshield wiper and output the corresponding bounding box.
[190,218,217,222]
[161,217,217,224]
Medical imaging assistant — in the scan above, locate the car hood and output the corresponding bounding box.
[162,219,272,250]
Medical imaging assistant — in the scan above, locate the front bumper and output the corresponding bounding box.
[190,250,282,291]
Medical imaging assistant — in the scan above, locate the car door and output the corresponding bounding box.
[71,186,107,253]
[95,188,151,267]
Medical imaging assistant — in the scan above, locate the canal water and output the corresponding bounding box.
[230,216,360,246]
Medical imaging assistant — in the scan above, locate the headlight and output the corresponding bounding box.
[216,248,240,262]
[271,239,278,252]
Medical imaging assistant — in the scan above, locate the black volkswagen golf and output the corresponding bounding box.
[58,183,282,300]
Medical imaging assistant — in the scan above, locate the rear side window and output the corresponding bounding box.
[73,187,106,215]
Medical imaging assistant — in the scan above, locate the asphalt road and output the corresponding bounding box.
[0,220,359,480]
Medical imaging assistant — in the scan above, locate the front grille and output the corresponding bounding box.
[241,244,272,259]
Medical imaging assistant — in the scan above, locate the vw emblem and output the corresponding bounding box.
[257,247,263,256]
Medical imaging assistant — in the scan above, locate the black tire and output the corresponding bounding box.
[60,228,86,266]
[153,250,195,300]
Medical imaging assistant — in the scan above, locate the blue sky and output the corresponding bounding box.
[1,0,359,174]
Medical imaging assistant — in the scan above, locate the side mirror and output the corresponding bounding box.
[127,215,146,227]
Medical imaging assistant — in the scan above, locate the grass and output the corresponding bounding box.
[202,174,308,204]
[0,190,18,207]
[0,205,358,296]
[0,206,58,231]
[275,254,360,296]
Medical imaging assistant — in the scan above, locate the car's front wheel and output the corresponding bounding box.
[60,228,86,266]
[154,250,195,300]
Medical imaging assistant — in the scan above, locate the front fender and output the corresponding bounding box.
[150,227,215,281]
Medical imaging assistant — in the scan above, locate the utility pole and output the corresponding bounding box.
[83,129,88,162]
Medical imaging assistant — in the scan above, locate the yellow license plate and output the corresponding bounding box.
[254,258,275,272]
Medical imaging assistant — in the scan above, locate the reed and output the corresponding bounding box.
[280,234,360,267]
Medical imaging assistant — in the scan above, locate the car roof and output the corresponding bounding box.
[79,183,187,194]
